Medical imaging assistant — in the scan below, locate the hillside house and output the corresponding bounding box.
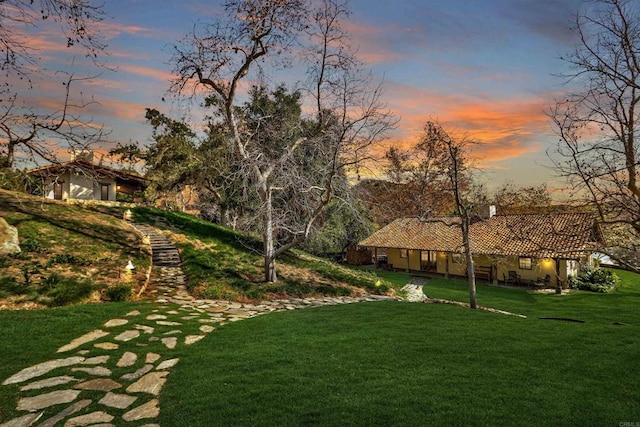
[28,153,145,202]
[358,212,604,288]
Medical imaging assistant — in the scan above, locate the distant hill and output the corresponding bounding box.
[353,178,456,227]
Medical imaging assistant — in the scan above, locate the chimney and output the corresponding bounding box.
[473,204,496,220]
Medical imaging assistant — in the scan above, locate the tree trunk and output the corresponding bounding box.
[466,251,477,309]
[220,205,231,229]
[1,142,15,169]
[263,187,277,283]
[462,215,478,309]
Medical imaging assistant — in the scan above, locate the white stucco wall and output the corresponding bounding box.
[70,174,96,200]
[43,172,116,201]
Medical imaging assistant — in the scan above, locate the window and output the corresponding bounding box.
[100,184,110,201]
[518,257,533,270]
[400,249,408,258]
[451,253,463,264]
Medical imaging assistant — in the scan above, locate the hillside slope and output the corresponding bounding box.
[0,189,150,308]
[0,190,392,307]
[133,207,392,301]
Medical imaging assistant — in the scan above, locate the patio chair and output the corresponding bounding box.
[503,270,520,286]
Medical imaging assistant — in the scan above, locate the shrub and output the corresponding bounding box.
[0,276,26,298]
[21,262,41,286]
[40,272,63,292]
[46,277,94,307]
[20,238,43,253]
[104,283,132,302]
[116,192,134,203]
[200,283,238,300]
[0,256,10,268]
[568,268,619,293]
[46,254,92,268]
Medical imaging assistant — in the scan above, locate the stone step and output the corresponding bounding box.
[153,252,180,257]
[153,256,181,260]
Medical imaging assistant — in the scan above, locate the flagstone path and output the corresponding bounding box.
[0,222,398,427]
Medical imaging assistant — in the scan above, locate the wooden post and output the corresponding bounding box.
[445,253,449,279]
[406,249,410,272]
[555,258,562,294]
[374,247,378,268]
[492,261,498,285]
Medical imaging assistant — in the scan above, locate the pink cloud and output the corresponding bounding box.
[341,21,403,65]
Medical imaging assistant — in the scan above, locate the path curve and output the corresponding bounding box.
[0,223,396,427]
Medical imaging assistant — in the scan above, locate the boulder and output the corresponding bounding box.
[0,217,20,254]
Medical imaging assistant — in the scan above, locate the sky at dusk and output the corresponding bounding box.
[15,0,588,193]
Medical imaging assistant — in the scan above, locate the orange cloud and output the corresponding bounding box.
[376,81,553,165]
[93,21,155,40]
[115,63,174,84]
[89,98,148,122]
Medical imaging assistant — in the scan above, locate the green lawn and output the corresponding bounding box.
[376,269,640,325]
[0,272,638,425]
[159,270,640,426]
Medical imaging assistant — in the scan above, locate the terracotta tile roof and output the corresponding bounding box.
[359,213,603,259]
[28,159,146,184]
[359,217,463,252]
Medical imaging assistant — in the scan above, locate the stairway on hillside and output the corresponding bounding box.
[132,223,181,268]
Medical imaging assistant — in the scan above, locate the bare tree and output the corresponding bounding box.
[491,182,554,214]
[171,0,394,282]
[0,73,106,169]
[0,0,106,81]
[420,121,479,308]
[376,140,458,222]
[550,0,640,270]
[0,1,108,172]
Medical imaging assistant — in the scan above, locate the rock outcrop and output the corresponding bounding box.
[0,217,20,254]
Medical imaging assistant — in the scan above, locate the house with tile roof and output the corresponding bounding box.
[27,152,146,202]
[358,212,605,288]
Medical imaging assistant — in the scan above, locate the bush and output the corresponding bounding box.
[0,276,26,298]
[568,268,619,293]
[116,192,134,203]
[20,238,43,253]
[104,283,132,302]
[40,272,63,292]
[45,254,92,268]
[45,277,94,307]
[21,262,42,286]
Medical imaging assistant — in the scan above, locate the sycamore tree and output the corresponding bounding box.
[0,0,107,173]
[170,0,394,282]
[381,120,479,308]
[419,121,479,308]
[550,0,640,270]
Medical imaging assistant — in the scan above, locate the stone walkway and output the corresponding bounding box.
[0,223,397,427]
